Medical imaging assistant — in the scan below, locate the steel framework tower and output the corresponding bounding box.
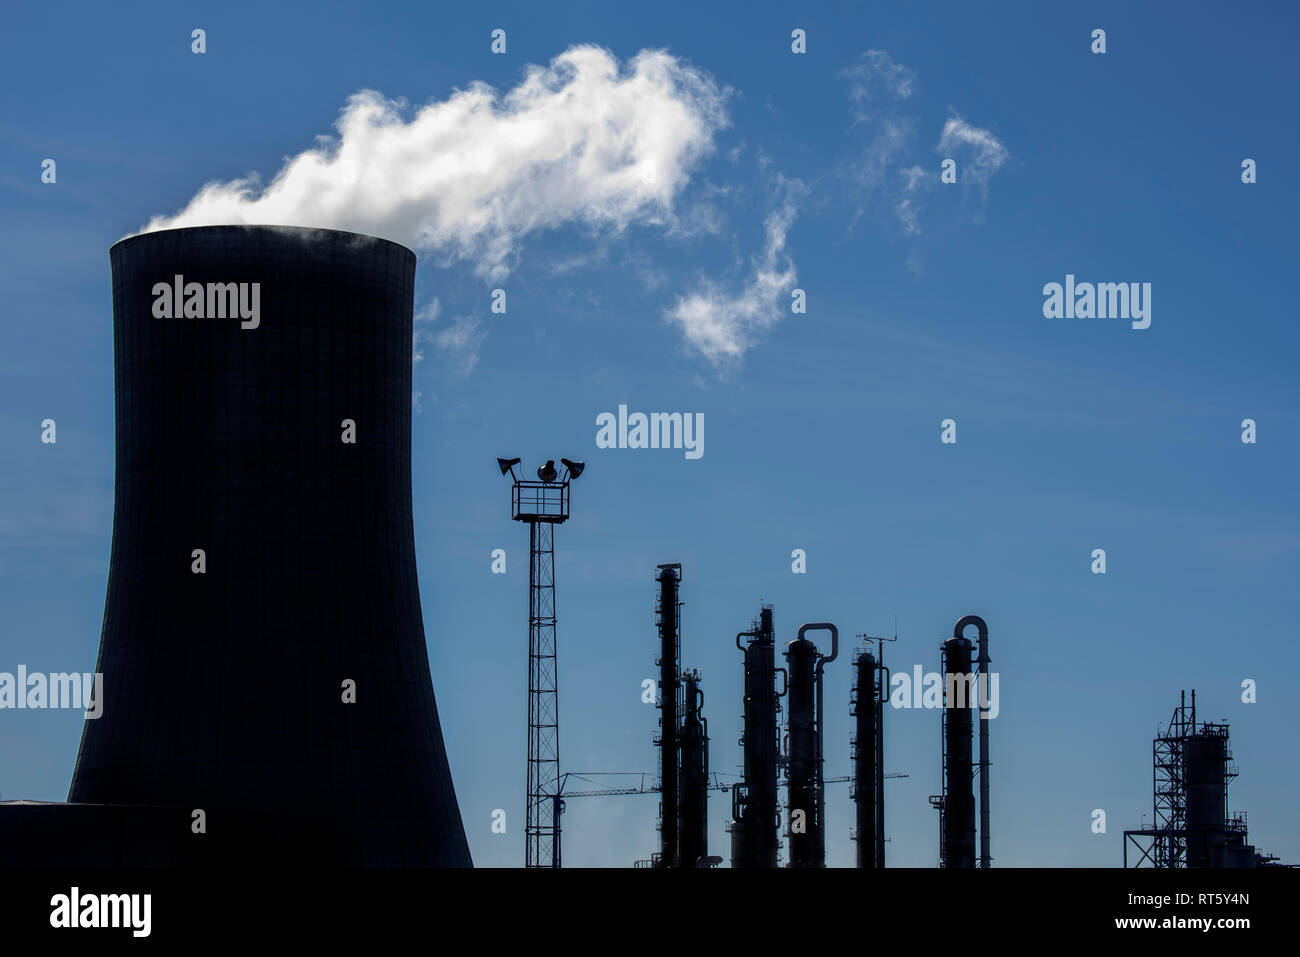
[528,517,560,869]
[499,457,583,867]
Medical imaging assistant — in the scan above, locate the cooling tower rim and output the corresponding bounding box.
[111,223,415,260]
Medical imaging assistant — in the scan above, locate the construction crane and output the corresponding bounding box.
[551,770,907,865]
[550,771,746,866]
[549,772,658,867]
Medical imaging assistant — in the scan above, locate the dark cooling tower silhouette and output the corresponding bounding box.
[68,225,471,866]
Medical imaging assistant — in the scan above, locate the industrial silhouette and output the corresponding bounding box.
[1,228,1287,871]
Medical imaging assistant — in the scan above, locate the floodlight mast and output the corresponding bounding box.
[498,456,583,867]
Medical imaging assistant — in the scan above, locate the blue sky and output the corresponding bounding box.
[1,0,1297,867]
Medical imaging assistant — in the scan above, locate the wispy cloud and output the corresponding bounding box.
[841,50,918,207]
[901,165,929,191]
[937,113,1009,208]
[895,197,921,236]
[842,49,916,122]
[141,45,730,283]
[840,50,1007,242]
[412,296,441,365]
[665,177,804,369]
[435,315,487,376]
[852,117,916,190]
[411,294,483,383]
[840,51,925,235]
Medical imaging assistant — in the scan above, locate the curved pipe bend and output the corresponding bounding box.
[798,622,839,673]
[953,615,987,642]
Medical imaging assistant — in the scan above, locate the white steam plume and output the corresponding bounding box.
[141,46,729,282]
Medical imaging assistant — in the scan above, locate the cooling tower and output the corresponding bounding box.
[67,225,471,867]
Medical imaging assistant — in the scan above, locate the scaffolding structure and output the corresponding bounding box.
[1123,689,1246,868]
